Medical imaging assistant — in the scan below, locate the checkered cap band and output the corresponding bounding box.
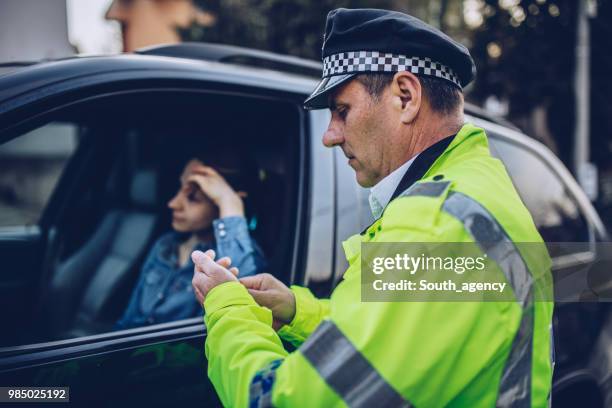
[323,51,461,88]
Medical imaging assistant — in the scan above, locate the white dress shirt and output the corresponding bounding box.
[368,154,419,219]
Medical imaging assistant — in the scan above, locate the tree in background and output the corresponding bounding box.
[589,1,612,220]
[183,0,462,60]
[468,0,578,163]
[467,0,612,219]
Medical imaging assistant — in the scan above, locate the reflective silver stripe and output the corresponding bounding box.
[442,192,532,305]
[400,180,451,198]
[495,305,533,408]
[441,191,534,408]
[301,320,411,408]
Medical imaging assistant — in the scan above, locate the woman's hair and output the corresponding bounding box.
[195,147,258,195]
[186,146,260,223]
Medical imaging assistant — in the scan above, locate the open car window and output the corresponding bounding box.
[0,89,304,347]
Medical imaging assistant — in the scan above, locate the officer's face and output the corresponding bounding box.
[323,80,395,188]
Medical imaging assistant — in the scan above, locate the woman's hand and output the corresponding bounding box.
[185,164,245,218]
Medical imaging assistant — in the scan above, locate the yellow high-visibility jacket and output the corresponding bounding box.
[203,123,554,407]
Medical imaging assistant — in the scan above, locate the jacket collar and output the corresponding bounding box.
[361,124,493,236]
[359,135,454,235]
[358,122,489,235]
[387,135,455,204]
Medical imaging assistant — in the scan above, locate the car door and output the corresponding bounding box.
[482,122,610,403]
[0,116,213,407]
[0,56,316,406]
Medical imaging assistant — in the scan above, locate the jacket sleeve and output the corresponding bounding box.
[204,282,288,408]
[203,212,523,408]
[277,286,330,348]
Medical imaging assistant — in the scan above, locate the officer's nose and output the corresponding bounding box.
[322,121,344,148]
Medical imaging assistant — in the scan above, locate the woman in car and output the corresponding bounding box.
[115,158,266,330]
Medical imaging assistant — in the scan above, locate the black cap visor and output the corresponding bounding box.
[303,73,356,110]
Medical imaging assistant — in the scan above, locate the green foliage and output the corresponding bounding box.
[469,0,578,164]
[186,0,432,59]
[590,1,612,167]
[471,1,577,112]
[469,0,612,170]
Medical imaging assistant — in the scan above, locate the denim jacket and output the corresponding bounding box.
[115,216,267,330]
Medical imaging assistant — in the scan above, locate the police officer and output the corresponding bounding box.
[191,8,554,407]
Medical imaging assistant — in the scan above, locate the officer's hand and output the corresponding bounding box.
[239,273,296,331]
[191,249,238,305]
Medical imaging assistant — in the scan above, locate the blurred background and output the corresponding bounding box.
[0,0,610,229]
[1,4,611,402]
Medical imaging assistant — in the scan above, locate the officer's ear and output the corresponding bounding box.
[390,72,421,124]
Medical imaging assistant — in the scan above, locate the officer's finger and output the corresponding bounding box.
[192,251,208,274]
[217,256,232,269]
[198,254,223,276]
[192,272,207,302]
[192,250,216,270]
[246,288,274,308]
[195,249,216,260]
[229,267,239,277]
[239,275,264,290]
[192,250,213,276]
[194,250,237,281]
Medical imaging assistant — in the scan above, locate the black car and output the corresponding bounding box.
[0,43,609,407]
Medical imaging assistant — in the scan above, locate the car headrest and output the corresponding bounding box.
[130,169,157,209]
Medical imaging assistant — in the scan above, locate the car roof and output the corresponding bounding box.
[0,43,515,129]
[0,55,316,110]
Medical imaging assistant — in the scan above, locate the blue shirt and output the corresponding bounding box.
[115,216,267,330]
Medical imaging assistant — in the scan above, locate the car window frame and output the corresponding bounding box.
[0,78,310,364]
